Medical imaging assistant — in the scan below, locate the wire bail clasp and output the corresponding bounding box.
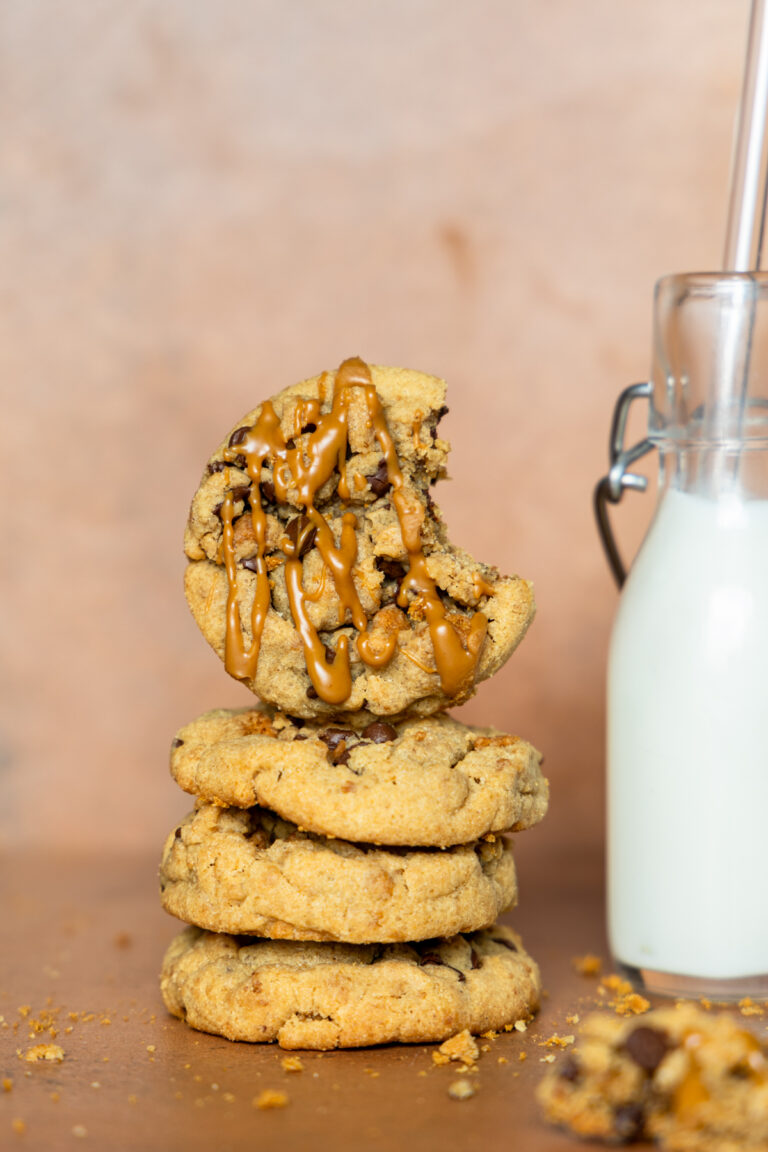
[594,381,654,588]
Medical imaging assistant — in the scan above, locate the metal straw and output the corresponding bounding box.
[723,0,768,272]
[710,0,768,467]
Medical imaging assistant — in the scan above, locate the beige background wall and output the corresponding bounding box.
[0,0,746,859]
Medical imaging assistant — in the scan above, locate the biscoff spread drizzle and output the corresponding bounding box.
[219,356,488,702]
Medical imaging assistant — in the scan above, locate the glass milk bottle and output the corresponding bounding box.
[597,272,768,998]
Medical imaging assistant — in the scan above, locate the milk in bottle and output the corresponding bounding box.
[602,273,768,996]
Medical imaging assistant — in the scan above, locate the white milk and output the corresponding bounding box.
[608,485,768,982]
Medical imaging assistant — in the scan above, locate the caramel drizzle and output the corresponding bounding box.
[219,356,487,702]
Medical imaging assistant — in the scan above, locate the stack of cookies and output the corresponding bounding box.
[160,357,548,1050]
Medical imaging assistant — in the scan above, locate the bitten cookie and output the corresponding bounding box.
[170,707,547,847]
[161,925,541,1049]
[538,1004,768,1150]
[159,802,517,943]
[184,357,534,719]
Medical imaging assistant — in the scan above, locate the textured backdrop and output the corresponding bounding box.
[0,0,746,858]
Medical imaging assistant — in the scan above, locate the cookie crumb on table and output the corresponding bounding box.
[447,1079,476,1101]
[571,953,602,977]
[432,1030,480,1067]
[20,1043,64,1063]
[253,1089,289,1110]
[281,1056,303,1073]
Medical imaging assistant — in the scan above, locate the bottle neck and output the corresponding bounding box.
[658,442,768,501]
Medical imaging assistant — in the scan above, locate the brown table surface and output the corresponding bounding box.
[0,844,639,1152]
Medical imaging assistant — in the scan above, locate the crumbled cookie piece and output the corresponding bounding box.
[281,1056,304,1073]
[538,1003,768,1149]
[433,1030,480,1067]
[21,1043,64,1063]
[572,954,602,977]
[448,1079,476,1101]
[253,1089,289,1110]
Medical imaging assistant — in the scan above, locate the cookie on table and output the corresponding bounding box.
[159,802,517,944]
[170,707,547,847]
[184,357,534,719]
[538,1004,768,1149]
[161,924,540,1049]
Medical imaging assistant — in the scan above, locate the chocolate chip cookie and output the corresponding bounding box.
[159,802,517,943]
[170,707,547,847]
[538,1004,768,1149]
[184,358,534,719]
[161,924,541,1049]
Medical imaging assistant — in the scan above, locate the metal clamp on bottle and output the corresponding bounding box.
[594,380,654,588]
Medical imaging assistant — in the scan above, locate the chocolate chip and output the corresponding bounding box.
[306,685,318,699]
[228,426,250,447]
[232,454,247,469]
[318,729,355,752]
[287,716,305,729]
[230,484,251,504]
[174,826,182,840]
[490,936,518,952]
[375,557,406,582]
[416,946,466,981]
[368,459,391,497]
[260,478,276,504]
[171,737,184,749]
[431,405,449,440]
[333,747,351,766]
[301,422,317,434]
[207,460,227,474]
[558,1055,581,1083]
[613,1103,645,1143]
[470,947,483,970]
[285,437,296,450]
[241,556,260,573]
[361,721,398,744]
[624,1026,670,1072]
[285,515,317,558]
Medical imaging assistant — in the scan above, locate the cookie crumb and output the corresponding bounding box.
[448,1079,476,1101]
[572,954,602,977]
[513,1020,527,1033]
[433,1030,479,1067]
[615,993,650,1017]
[566,1014,580,1025]
[542,1034,575,1049]
[22,1043,64,1063]
[11,1119,25,1135]
[253,1089,289,1110]
[3,1078,12,1092]
[281,1056,303,1073]
[114,933,132,949]
[72,1125,87,1137]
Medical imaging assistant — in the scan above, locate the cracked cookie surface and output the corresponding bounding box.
[159,802,517,943]
[161,924,541,1049]
[170,707,547,847]
[184,359,534,719]
[538,1004,768,1150]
